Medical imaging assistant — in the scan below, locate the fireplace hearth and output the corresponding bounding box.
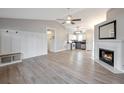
[99,48,114,66]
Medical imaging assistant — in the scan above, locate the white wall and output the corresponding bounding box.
[86,29,93,50]
[106,9,124,40]
[0,18,67,58]
[107,9,124,20]
[0,29,47,59]
[95,9,124,41]
[20,31,47,59]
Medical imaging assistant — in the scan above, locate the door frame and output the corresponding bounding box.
[46,27,56,53]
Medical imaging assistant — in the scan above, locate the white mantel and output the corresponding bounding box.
[94,40,124,73]
[96,40,124,42]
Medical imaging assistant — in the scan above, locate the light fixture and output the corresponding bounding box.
[47,30,52,34]
[73,26,82,34]
[74,31,82,34]
[66,20,71,24]
[67,15,72,20]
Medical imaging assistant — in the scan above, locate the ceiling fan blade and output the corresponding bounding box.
[71,21,75,24]
[62,21,75,24]
[72,19,81,21]
[56,19,65,21]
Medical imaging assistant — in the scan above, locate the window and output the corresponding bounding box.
[77,34,83,41]
[69,34,76,41]
[76,33,86,41]
[68,32,86,42]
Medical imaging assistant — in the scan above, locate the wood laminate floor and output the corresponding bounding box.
[0,50,124,84]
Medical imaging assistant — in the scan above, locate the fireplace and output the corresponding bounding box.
[99,48,114,66]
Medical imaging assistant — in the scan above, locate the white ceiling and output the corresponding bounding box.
[64,8,109,30]
[0,8,83,20]
[0,8,109,29]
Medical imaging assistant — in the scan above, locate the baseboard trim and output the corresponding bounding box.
[54,48,67,52]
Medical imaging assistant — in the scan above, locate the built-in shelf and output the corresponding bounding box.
[0,53,22,67]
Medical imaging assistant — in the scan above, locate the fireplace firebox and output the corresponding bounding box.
[99,48,114,66]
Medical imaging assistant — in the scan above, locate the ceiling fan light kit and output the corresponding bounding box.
[67,15,72,20]
[65,20,71,24]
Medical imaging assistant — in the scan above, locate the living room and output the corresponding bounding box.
[0,8,124,85]
[1,0,124,92]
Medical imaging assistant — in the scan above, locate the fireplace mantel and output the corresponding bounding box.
[94,39,124,73]
[96,40,124,42]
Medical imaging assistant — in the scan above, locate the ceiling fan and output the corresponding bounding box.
[56,8,81,24]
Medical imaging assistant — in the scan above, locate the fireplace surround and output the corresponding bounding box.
[99,48,114,66]
[94,9,124,73]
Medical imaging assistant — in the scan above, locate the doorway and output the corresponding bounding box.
[47,28,56,53]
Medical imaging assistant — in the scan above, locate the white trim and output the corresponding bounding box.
[22,53,47,59]
[95,59,124,73]
[94,39,124,73]
[46,27,57,53]
[96,40,124,42]
[54,48,67,52]
[0,60,22,67]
